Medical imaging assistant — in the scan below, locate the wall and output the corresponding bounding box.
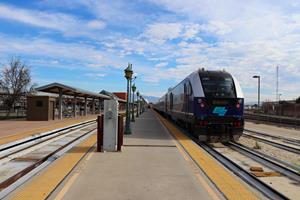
[27,96,55,121]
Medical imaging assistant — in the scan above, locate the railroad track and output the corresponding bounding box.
[244,129,300,147]
[227,142,300,182]
[175,126,294,199]
[242,131,300,155]
[0,120,97,198]
[177,125,298,199]
[199,142,289,200]
[156,112,298,199]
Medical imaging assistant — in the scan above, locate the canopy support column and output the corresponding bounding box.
[58,88,63,119]
[84,97,87,116]
[73,94,77,118]
[92,98,95,114]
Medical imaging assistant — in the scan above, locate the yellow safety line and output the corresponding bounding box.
[53,151,95,200]
[174,141,221,200]
[11,134,97,200]
[0,116,97,146]
[155,112,259,200]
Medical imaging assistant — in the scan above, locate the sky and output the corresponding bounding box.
[0,0,300,103]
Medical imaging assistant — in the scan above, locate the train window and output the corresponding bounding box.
[199,73,236,98]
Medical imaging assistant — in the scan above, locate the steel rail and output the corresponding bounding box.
[0,125,96,190]
[242,133,300,155]
[155,111,290,200]
[199,142,289,200]
[0,119,96,153]
[244,129,300,147]
[228,142,300,182]
[0,121,96,161]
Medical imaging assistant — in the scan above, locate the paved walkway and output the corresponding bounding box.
[50,110,220,200]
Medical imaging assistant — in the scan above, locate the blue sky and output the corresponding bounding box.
[0,0,300,102]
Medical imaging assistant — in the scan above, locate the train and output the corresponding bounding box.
[154,68,244,142]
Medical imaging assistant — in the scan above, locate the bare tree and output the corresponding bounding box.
[0,57,34,116]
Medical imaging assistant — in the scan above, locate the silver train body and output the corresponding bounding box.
[154,69,244,142]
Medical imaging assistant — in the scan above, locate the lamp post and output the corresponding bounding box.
[136,91,139,117]
[279,93,282,101]
[253,75,260,109]
[140,95,143,113]
[140,95,143,114]
[124,63,133,135]
[131,83,136,122]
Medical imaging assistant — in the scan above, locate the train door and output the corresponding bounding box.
[184,83,188,114]
[165,94,168,112]
[184,82,192,117]
[169,93,173,112]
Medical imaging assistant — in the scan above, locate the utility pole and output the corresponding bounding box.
[276,65,279,101]
[253,75,260,109]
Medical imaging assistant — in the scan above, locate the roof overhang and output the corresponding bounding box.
[36,82,110,99]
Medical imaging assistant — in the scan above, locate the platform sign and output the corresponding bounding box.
[103,99,119,151]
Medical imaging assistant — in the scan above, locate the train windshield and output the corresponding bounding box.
[199,73,236,98]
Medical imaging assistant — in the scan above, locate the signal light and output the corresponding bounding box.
[199,121,208,126]
[200,102,205,108]
[236,103,240,109]
[233,121,242,127]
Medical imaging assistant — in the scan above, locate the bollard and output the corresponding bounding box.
[117,115,124,151]
[97,115,104,152]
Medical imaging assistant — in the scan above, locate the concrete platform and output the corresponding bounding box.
[0,115,98,145]
[48,110,221,200]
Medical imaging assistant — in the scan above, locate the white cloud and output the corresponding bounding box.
[201,21,232,35]
[41,0,149,26]
[143,23,183,43]
[1,0,300,101]
[86,20,106,30]
[0,4,105,37]
[0,34,124,70]
[155,62,168,68]
[84,73,107,79]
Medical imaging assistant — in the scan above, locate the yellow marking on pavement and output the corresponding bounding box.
[54,150,95,200]
[0,116,96,146]
[175,141,221,200]
[85,151,94,161]
[54,172,80,200]
[155,112,259,200]
[11,134,97,200]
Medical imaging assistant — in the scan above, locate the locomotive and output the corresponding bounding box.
[154,68,244,142]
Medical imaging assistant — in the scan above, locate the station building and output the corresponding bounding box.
[27,82,126,121]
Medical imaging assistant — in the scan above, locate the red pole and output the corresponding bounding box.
[97,115,104,152]
[117,115,124,151]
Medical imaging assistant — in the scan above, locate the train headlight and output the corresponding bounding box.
[236,99,243,109]
[198,98,206,108]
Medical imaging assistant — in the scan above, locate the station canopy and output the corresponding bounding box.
[100,90,126,103]
[36,82,110,99]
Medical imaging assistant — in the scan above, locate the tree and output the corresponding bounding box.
[0,57,35,116]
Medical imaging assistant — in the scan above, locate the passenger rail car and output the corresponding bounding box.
[154,69,244,142]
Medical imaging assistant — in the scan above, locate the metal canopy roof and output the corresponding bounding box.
[36,82,110,99]
[100,90,126,103]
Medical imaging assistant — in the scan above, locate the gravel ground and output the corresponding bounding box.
[245,122,300,141]
[238,137,300,169]
[213,143,300,200]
